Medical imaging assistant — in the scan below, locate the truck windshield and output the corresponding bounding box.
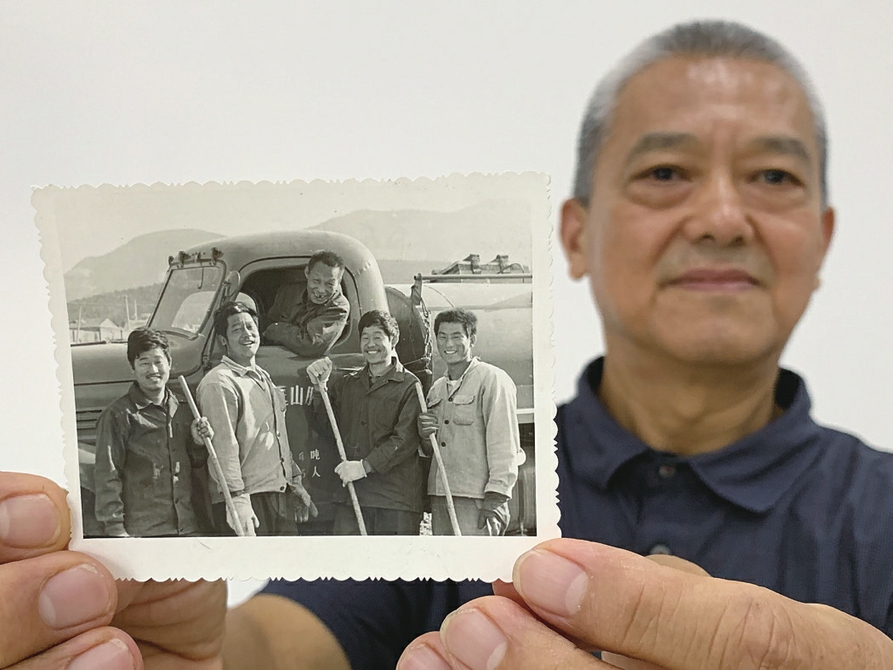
[149,265,224,338]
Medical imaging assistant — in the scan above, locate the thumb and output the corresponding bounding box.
[512,539,893,669]
[601,554,709,670]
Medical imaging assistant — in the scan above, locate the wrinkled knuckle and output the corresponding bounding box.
[720,592,798,669]
[613,581,660,652]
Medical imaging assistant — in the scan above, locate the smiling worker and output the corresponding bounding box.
[197,301,316,537]
[93,327,213,538]
[265,250,351,357]
[307,310,425,535]
[418,309,520,536]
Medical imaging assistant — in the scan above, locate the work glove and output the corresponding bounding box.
[335,459,368,485]
[227,492,260,536]
[289,478,319,523]
[478,491,510,536]
[417,412,439,441]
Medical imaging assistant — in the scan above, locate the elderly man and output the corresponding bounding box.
[3,19,893,670]
[264,250,351,358]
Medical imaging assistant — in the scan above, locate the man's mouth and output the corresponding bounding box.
[667,267,759,291]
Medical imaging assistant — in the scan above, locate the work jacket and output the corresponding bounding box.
[322,358,424,513]
[265,286,350,358]
[426,358,520,499]
[93,384,206,536]
[197,357,294,502]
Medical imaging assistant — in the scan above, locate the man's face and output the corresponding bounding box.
[360,325,395,367]
[562,56,834,367]
[436,321,475,366]
[132,346,171,396]
[305,262,343,305]
[224,312,260,363]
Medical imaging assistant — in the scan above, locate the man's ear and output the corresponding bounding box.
[820,206,835,259]
[217,334,228,351]
[304,264,310,279]
[468,333,477,348]
[560,198,590,280]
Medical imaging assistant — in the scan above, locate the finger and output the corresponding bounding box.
[435,596,611,670]
[0,551,118,666]
[645,553,709,576]
[512,539,893,669]
[0,472,69,562]
[397,632,451,670]
[599,555,709,670]
[115,580,226,661]
[13,627,141,670]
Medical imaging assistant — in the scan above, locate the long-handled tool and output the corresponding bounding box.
[414,384,461,536]
[177,376,246,537]
[316,379,368,536]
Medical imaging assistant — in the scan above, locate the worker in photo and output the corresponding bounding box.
[306,310,426,535]
[418,308,521,536]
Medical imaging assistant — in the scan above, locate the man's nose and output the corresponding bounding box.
[682,170,754,246]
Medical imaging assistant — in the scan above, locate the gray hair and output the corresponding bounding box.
[573,20,828,206]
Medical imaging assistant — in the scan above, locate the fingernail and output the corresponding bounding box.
[397,643,451,670]
[441,608,506,670]
[39,564,114,629]
[68,638,134,670]
[514,548,588,617]
[0,494,61,547]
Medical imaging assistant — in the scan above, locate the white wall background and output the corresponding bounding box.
[3,1,892,601]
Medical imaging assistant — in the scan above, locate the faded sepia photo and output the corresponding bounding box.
[35,173,557,580]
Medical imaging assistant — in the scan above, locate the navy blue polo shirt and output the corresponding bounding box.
[264,358,893,669]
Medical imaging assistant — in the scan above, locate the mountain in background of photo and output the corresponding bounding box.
[64,229,224,301]
[62,199,534,301]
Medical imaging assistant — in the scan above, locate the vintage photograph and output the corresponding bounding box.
[35,173,557,580]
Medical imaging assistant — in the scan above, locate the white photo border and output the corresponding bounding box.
[36,172,559,581]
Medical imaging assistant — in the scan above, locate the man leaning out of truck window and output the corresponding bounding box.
[417,308,520,536]
[264,250,350,358]
[306,310,426,535]
[93,327,214,537]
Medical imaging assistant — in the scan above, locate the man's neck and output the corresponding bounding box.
[599,347,782,457]
[228,354,256,370]
[446,358,473,381]
[369,359,393,378]
[142,386,166,406]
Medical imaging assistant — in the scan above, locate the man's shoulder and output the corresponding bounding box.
[198,362,240,390]
[332,290,350,312]
[470,359,515,387]
[393,365,420,391]
[99,391,138,421]
[812,425,893,513]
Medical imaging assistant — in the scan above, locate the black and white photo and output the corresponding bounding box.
[34,173,557,579]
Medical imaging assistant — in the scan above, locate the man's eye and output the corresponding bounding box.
[759,169,796,185]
